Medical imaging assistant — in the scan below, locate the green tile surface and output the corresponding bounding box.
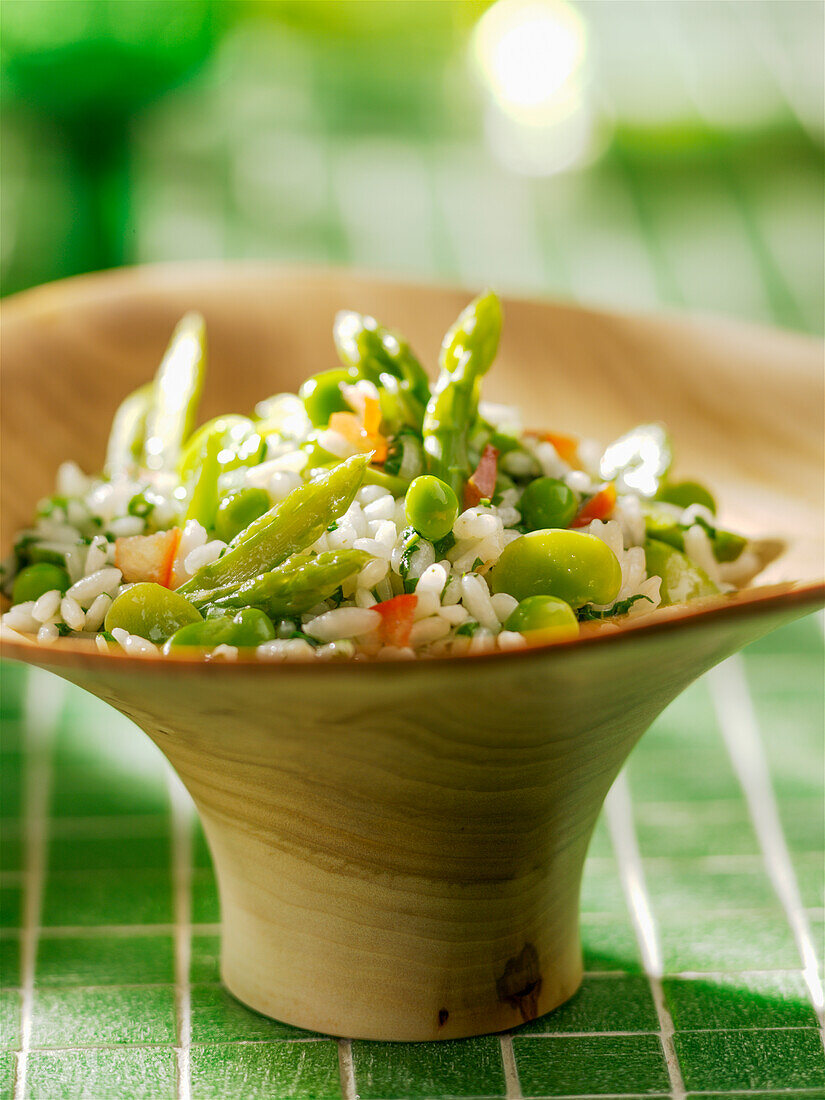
[351,1037,506,1099]
[25,1049,178,1100]
[1,1,824,1093]
[189,1041,342,1100]
[512,1034,670,1096]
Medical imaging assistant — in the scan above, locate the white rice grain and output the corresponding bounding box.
[184,541,226,576]
[376,645,416,661]
[684,524,722,587]
[84,537,108,577]
[32,590,61,624]
[37,623,60,645]
[125,634,159,657]
[437,604,469,626]
[210,645,238,661]
[84,593,112,632]
[460,574,499,632]
[56,461,88,497]
[363,494,396,522]
[108,516,145,538]
[67,567,122,607]
[412,591,440,620]
[60,596,86,631]
[468,628,496,655]
[490,592,519,623]
[3,603,40,633]
[408,616,452,647]
[498,630,528,651]
[304,607,381,642]
[357,557,389,587]
[415,563,447,597]
[354,587,377,608]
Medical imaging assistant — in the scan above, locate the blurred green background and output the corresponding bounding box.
[1,0,823,334]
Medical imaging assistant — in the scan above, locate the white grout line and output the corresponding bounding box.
[167,769,194,1100]
[605,772,686,1100]
[337,1038,356,1100]
[13,670,64,1100]
[709,657,825,1043]
[499,1033,523,1099]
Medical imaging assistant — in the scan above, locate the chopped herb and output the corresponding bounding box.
[326,521,339,532]
[479,497,491,507]
[128,492,155,519]
[455,620,481,636]
[577,594,653,621]
[284,630,321,647]
[471,557,484,572]
[56,623,73,637]
[403,577,418,594]
[398,526,421,579]
[432,531,456,557]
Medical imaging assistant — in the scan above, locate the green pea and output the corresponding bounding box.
[215,488,271,543]
[644,538,718,606]
[519,477,578,530]
[505,595,579,642]
[164,608,276,652]
[12,563,70,604]
[490,529,622,607]
[299,368,358,427]
[405,475,460,542]
[104,582,202,644]
[656,480,716,515]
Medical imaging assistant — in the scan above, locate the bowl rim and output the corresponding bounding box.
[2,261,823,674]
[2,581,823,675]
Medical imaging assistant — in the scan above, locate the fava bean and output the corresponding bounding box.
[165,608,275,651]
[12,563,70,605]
[644,538,718,606]
[504,595,579,642]
[491,529,621,607]
[656,480,716,515]
[104,582,202,644]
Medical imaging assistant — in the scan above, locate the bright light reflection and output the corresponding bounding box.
[472,0,594,176]
[474,0,586,118]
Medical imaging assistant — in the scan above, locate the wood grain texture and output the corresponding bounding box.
[1,263,823,1039]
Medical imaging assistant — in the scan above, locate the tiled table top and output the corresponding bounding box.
[1,5,823,1096]
[0,615,823,1099]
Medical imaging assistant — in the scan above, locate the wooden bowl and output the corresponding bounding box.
[1,264,823,1040]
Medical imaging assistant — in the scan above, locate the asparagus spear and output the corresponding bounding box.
[333,310,431,424]
[142,312,206,471]
[422,291,503,497]
[104,383,154,477]
[178,453,368,600]
[205,549,370,617]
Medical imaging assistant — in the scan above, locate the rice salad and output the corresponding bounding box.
[1,292,757,662]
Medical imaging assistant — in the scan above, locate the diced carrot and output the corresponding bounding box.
[373,593,418,647]
[328,406,388,464]
[571,483,616,527]
[115,528,182,587]
[526,430,580,466]
[464,444,499,509]
[362,395,382,437]
[328,411,364,446]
